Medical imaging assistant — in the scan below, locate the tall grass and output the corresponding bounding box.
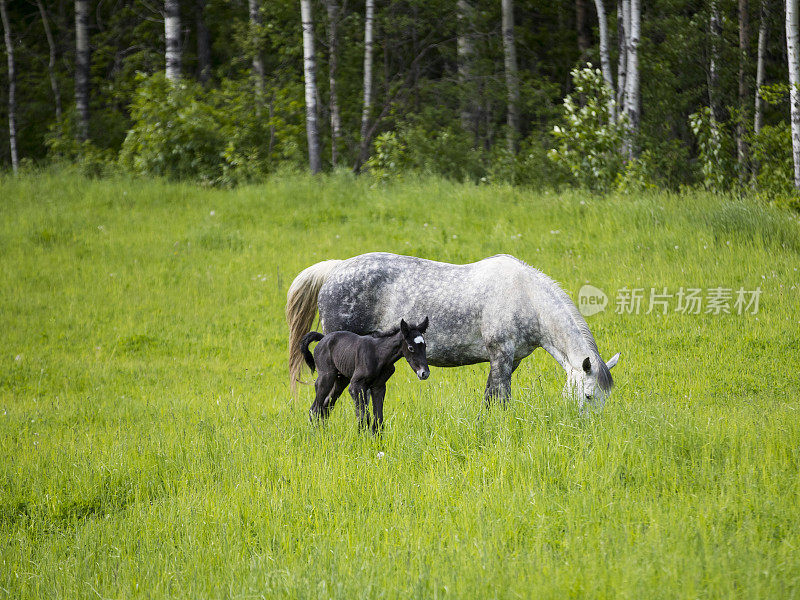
[1,171,799,598]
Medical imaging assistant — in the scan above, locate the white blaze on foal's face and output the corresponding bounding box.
[413,336,425,345]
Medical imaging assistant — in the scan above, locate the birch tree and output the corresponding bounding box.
[786,0,800,188]
[593,0,615,120]
[358,0,375,167]
[457,0,478,138]
[616,0,629,112]
[0,0,17,173]
[300,0,321,174]
[754,0,768,135]
[36,0,62,123]
[623,0,640,156]
[326,0,342,166]
[75,0,90,141]
[709,0,722,122]
[165,0,181,81]
[502,0,520,153]
[738,0,750,183]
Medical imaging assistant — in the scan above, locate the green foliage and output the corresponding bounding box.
[689,107,734,192]
[118,73,305,184]
[615,151,658,194]
[119,74,227,182]
[483,135,570,188]
[365,123,483,183]
[750,122,800,210]
[45,114,118,179]
[548,66,629,192]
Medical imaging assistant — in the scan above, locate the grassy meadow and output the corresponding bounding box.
[1,170,800,598]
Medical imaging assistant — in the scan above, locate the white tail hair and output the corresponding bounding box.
[285,259,343,396]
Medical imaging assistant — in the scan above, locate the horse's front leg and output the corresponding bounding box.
[369,365,394,434]
[484,341,515,407]
[369,384,387,434]
[348,379,371,430]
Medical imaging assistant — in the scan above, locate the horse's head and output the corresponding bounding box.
[564,352,620,411]
[400,317,430,380]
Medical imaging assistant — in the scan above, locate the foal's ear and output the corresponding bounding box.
[417,316,429,333]
[582,357,592,374]
[400,319,410,336]
[606,352,620,369]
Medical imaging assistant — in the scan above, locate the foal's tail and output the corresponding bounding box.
[286,259,343,396]
[300,332,324,373]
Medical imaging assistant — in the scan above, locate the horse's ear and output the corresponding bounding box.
[606,352,620,369]
[418,316,429,333]
[400,319,409,336]
[582,357,592,374]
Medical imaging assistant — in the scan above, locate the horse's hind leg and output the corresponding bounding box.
[320,375,348,419]
[310,372,336,422]
[484,342,515,407]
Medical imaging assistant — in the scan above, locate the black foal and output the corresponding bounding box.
[300,318,430,432]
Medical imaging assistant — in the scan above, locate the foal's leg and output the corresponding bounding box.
[369,384,387,434]
[320,375,348,419]
[310,372,336,422]
[484,341,515,407]
[369,365,394,434]
[349,379,371,429]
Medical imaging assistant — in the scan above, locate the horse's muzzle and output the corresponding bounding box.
[417,368,430,380]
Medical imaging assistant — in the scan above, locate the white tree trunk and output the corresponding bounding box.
[754,0,768,135]
[0,0,17,173]
[593,0,615,120]
[326,0,342,167]
[624,0,640,156]
[249,0,265,102]
[787,0,800,188]
[738,0,750,184]
[457,0,477,137]
[616,0,629,112]
[74,0,90,141]
[36,0,62,123]
[300,0,321,174]
[165,0,181,81]
[502,0,520,153]
[709,0,722,122]
[358,0,375,166]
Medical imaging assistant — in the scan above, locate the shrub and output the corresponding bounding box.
[364,124,482,183]
[689,107,735,193]
[118,73,306,185]
[119,73,226,183]
[548,65,629,192]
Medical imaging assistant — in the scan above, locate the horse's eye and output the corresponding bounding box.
[408,345,414,352]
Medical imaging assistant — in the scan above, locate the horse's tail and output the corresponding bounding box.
[300,331,324,373]
[286,259,343,396]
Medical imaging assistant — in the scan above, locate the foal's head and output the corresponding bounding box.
[399,317,430,380]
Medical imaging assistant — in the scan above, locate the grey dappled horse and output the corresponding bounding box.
[286,253,620,410]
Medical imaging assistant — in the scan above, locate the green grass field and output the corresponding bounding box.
[2,171,800,598]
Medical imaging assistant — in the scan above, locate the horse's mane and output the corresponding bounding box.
[503,255,614,392]
[370,327,401,338]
